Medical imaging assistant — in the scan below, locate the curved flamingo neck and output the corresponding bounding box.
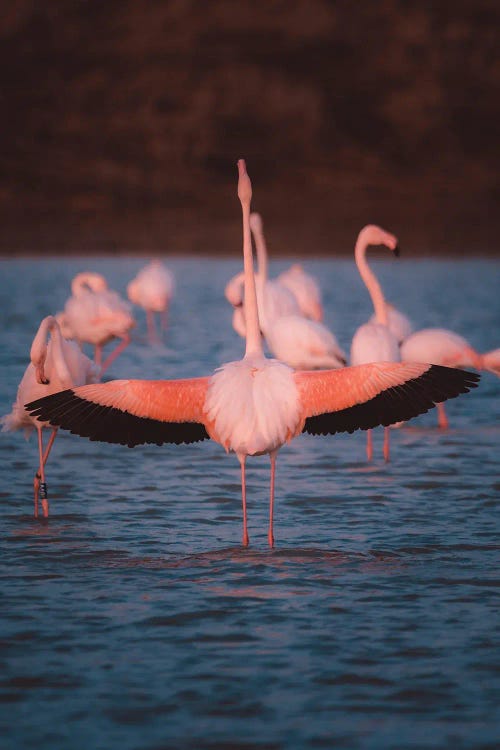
[242,202,264,358]
[31,317,72,385]
[355,235,388,326]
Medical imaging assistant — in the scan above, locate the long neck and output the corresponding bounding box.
[355,236,388,326]
[242,203,264,357]
[31,317,72,386]
[252,224,268,282]
[48,322,73,387]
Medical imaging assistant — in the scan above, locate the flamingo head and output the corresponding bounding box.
[35,363,49,385]
[358,224,399,254]
[237,159,252,205]
[127,280,140,304]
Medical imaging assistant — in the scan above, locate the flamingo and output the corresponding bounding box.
[2,316,98,517]
[62,272,135,374]
[350,225,402,462]
[400,328,500,428]
[127,260,175,342]
[26,160,479,546]
[277,263,323,322]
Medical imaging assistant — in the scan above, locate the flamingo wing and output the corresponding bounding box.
[25,378,211,447]
[295,362,479,435]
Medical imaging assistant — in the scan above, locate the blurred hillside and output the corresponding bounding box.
[1,0,498,256]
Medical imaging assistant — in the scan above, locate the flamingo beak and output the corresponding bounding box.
[394,245,401,258]
[36,364,49,385]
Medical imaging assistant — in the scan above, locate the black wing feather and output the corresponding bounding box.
[303,365,479,436]
[26,390,209,447]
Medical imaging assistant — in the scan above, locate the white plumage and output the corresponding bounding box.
[205,355,300,457]
[277,263,323,321]
[265,314,346,370]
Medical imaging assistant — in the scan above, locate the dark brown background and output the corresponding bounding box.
[1,0,498,256]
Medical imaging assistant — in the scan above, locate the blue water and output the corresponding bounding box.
[0,257,499,750]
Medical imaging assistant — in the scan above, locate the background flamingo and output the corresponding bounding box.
[26,161,479,546]
[127,260,175,342]
[400,328,500,428]
[350,225,401,462]
[2,316,98,516]
[62,271,135,374]
[277,263,323,322]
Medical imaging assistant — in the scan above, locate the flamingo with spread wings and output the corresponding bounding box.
[26,161,479,546]
[2,316,98,516]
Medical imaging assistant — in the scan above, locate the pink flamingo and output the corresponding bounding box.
[127,260,175,342]
[26,161,479,546]
[61,272,135,374]
[401,328,500,428]
[2,316,98,516]
[277,263,323,322]
[350,225,401,462]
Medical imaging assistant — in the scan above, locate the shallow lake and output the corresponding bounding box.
[0,256,499,749]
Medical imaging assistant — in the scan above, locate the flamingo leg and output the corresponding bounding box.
[100,334,131,375]
[240,456,249,547]
[366,429,373,462]
[383,426,390,463]
[146,310,157,344]
[437,402,449,430]
[268,451,277,548]
[34,427,57,518]
[160,308,169,333]
[94,344,102,369]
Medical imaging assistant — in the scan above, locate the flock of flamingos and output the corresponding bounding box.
[3,160,499,547]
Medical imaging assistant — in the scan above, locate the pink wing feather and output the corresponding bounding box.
[294,362,479,435]
[26,378,211,447]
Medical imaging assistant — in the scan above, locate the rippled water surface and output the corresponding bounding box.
[1,257,499,750]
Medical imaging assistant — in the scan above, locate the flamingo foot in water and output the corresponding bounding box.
[40,481,49,517]
[33,472,40,518]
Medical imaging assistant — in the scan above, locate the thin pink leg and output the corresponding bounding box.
[366,429,373,462]
[437,402,449,430]
[34,428,42,518]
[240,457,249,547]
[94,344,102,369]
[146,310,157,343]
[100,334,131,375]
[160,308,169,333]
[268,452,277,548]
[35,427,56,518]
[383,427,390,463]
